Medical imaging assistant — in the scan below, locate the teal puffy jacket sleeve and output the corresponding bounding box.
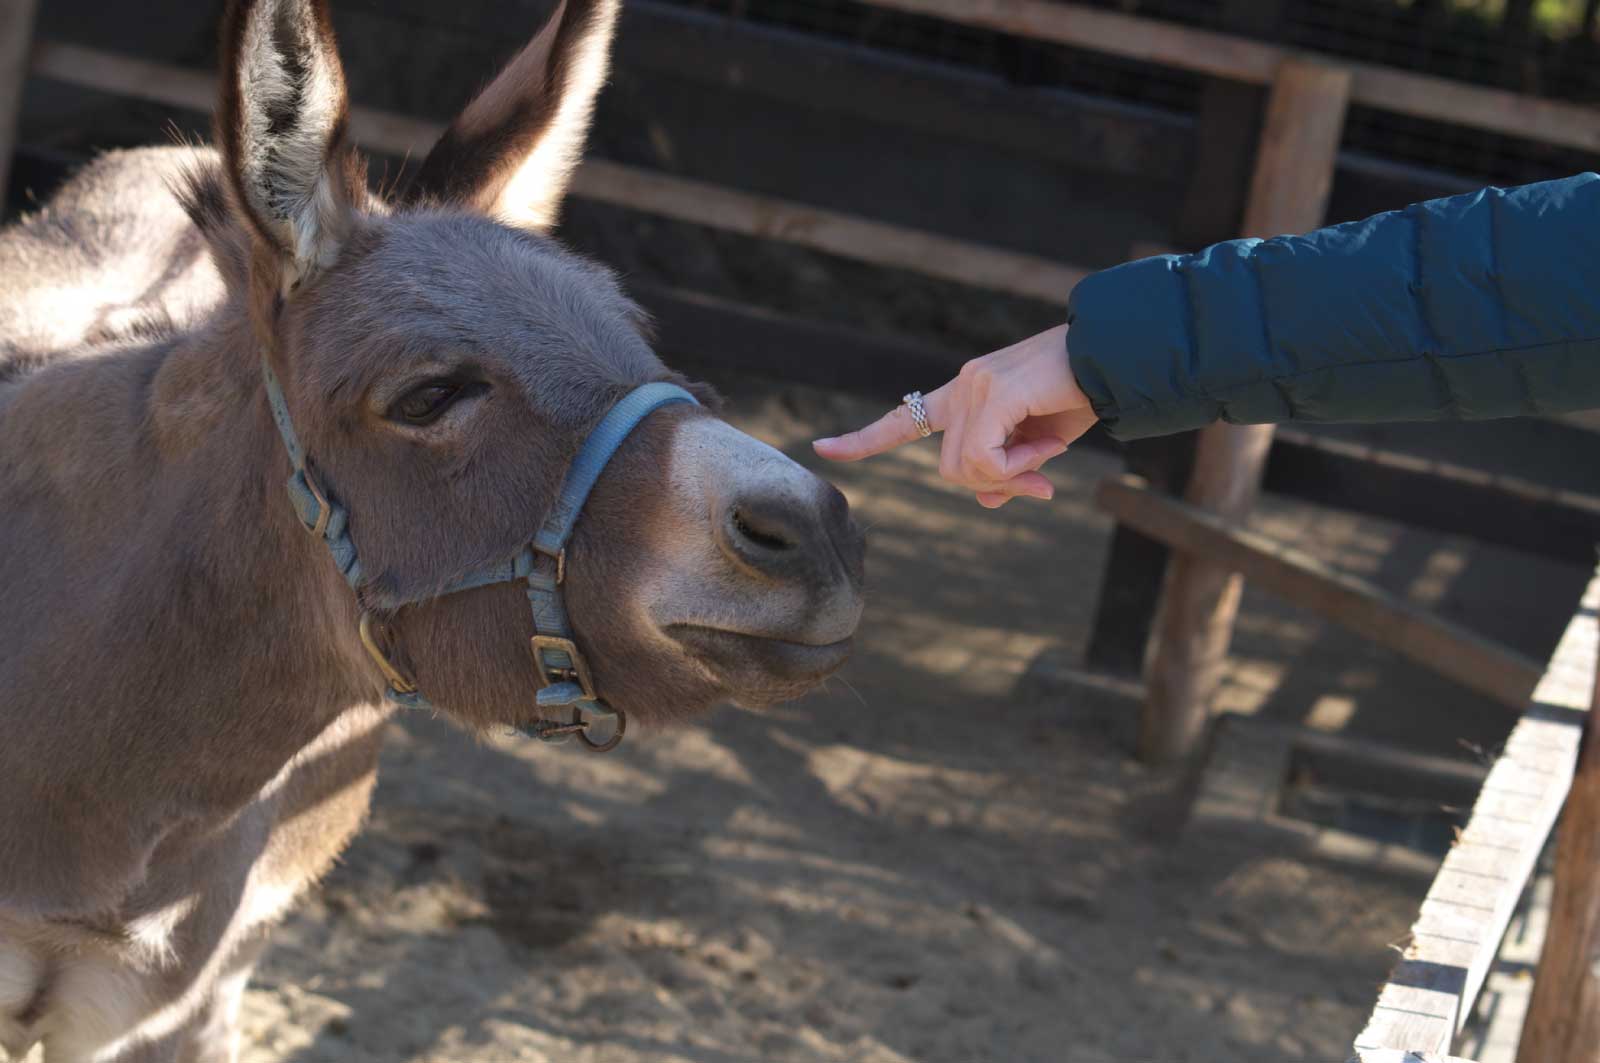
[1065,173,1600,440]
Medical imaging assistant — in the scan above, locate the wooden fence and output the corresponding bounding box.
[4,2,1600,1059]
[1350,569,1597,1062]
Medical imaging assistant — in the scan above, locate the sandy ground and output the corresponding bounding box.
[236,379,1585,1063]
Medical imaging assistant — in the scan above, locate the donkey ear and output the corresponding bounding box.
[404,0,620,229]
[219,0,362,288]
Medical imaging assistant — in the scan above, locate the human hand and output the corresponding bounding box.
[812,324,1097,508]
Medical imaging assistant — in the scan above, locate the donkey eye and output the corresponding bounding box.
[390,382,463,425]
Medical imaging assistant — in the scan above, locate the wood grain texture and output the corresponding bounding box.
[858,0,1600,152]
[1240,60,1352,239]
[1352,572,1597,1056]
[26,41,1087,305]
[1515,645,1600,1063]
[1096,476,1543,709]
[1349,1052,1484,1063]
[1135,58,1350,763]
[1137,423,1275,763]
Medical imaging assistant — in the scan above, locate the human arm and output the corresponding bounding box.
[815,173,1600,505]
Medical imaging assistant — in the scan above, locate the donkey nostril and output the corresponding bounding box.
[731,506,796,552]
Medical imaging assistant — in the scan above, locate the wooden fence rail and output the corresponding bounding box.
[24,40,1087,307]
[859,0,1600,152]
[1351,571,1597,1057]
[1096,475,1545,710]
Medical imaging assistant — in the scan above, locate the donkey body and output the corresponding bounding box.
[0,3,863,1059]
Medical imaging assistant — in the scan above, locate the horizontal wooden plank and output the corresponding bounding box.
[1264,427,1600,566]
[858,0,1600,153]
[25,40,1086,305]
[1286,725,1488,810]
[1350,1052,1483,1063]
[630,281,967,392]
[1353,570,1597,1055]
[575,161,1087,304]
[615,1,1193,186]
[1095,475,1544,709]
[862,0,1283,82]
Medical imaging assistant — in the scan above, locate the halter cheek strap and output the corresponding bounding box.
[262,352,698,751]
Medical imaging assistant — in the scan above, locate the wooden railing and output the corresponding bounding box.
[860,0,1600,151]
[7,2,1600,305]
[1352,569,1597,1061]
[6,3,1600,1060]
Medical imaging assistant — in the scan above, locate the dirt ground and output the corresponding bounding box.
[238,379,1585,1063]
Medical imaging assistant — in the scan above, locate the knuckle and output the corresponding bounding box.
[962,360,994,388]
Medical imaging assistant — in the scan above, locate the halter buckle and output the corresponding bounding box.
[532,545,567,585]
[530,635,596,702]
[360,613,419,695]
[300,468,332,539]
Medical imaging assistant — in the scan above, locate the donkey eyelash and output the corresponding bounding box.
[385,378,489,426]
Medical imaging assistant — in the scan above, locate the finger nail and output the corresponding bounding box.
[1033,486,1054,501]
[812,438,837,449]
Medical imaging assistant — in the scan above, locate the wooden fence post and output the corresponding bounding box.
[1515,645,1600,1063]
[1138,57,1351,764]
[1081,0,1274,687]
[0,0,39,203]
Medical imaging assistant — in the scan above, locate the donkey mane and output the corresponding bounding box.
[174,161,255,293]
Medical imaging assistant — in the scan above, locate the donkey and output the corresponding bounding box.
[0,0,864,1058]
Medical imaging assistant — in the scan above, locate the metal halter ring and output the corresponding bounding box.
[902,391,933,438]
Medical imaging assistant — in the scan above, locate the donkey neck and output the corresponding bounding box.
[140,319,386,773]
[0,314,386,912]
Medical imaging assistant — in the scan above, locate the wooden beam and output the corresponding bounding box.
[1352,571,1597,1056]
[614,1,1192,186]
[861,0,1283,83]
[0,0,39,199]
[1083,0,1274,691]
[1139,422,1277,763]
[1185,714,1444,880]
[574,162,1085,305]
[1265,427,1600,567]
[1515,645,1600,1063]
[1239,60,1351,239]
[1096,476,1544,709]
[857,0,1600,153]
[1350,1053,1483,1063]
[25,41,1086,307]
[1083,435,1197,678]
[1286,726,1489,811]
[1138,57,1350,764]
[630,281,968,392]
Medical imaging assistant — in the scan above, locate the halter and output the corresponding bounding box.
[261,353,697,752]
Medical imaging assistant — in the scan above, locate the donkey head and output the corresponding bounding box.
[204,0,864,731]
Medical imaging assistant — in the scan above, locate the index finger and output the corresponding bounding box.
[812,384,950,462]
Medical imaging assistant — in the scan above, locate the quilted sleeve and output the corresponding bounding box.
[1065,173,1600,440]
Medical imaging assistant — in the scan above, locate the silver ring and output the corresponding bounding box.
[902,391,932,438]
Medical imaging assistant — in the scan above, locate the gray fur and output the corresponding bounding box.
[0,0,862,1058]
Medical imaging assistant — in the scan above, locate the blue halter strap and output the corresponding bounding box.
[262,353,698,751]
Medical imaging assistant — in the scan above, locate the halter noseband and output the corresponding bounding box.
[261,353,697,752]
